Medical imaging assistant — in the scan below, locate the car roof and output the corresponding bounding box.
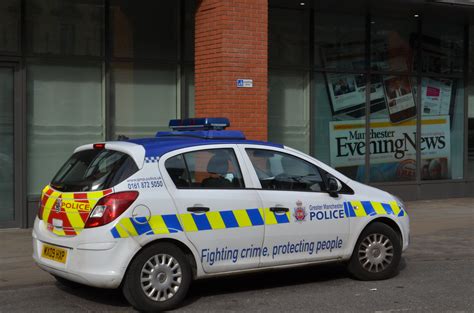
[127,135,284,158]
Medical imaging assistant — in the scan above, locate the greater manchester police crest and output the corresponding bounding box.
[293,200,307,222]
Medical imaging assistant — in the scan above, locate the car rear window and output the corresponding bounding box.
[50,149,138,192]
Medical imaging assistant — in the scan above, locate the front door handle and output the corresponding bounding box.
[187,206,210,213]
[269,207,289,213]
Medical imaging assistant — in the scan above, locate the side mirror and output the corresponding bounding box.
[327,177,342,197]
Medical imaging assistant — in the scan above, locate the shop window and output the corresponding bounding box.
[184,67,195,118]
[419,22,464,75]
[110,0,178,60]
[269,8,309,66]
[419,77,464,181]
[368,75,418,182]
[0,0,20,54]
[112,63,177,139]
[26,0,104,56]
[314,13,366,70]
[468,75,474,178]
[27,63,104,195]
[268,70,310,154]
[370,17,417,73]
[312,72,366,182]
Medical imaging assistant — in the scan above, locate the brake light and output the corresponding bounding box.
[85,191,139,228]
[37,199,44,220]
[93,143,105,150]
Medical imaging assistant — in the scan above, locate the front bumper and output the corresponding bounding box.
[32,218,141,289]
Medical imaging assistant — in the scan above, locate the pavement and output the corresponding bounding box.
[0,197,473,312]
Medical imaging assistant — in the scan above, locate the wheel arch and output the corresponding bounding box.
[122,237,199,287]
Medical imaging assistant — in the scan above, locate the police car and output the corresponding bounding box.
[33,118,409,312]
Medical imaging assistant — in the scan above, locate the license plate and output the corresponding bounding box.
[41,244,68,264]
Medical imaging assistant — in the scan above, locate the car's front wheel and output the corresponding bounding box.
[122,242,192,312]
[347,222,402,280]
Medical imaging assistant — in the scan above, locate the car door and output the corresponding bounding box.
[239,145,350,267]
[159,145,265,274]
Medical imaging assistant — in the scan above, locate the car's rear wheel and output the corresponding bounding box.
[347,222,402,280]
[122,242,192,312]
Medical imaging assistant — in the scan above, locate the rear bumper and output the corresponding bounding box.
[32,218,141,289]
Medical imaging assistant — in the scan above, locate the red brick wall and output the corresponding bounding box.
[194,0,268,141]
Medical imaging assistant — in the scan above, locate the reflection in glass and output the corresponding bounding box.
[0,0,20,53]
[468,75,474,178]
[314,13,365,70]
[268,70,309,153]
[0,68,14,222]
[370,17,416,72]
[27,63,104,195]
[26,0,104,56]
[419,22,464,75]
[113,63,177,139]
[110,1,178,60]
[312,72,365,182]
[421,78,463,180]
[269,8,309,66]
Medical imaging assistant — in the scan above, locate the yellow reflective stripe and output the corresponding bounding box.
[372,202,387,215]
[206,211,226,229]
[351,201,367,217]
[42,185,50,194]
[52,228,66,236]
[119,218,139,236]
[286,210,291,221]
[87,191,105,200]
[264,208,278,225]
[180,213,198,232]
[234,209,252,227]
[115,224,130,238]
[43,191,60,222]
[60,192,75,200]
[65,210,85,228]
[389,201,401,216]
[148,215,170,234]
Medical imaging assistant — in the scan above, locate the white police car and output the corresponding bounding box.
[33,118,409,312]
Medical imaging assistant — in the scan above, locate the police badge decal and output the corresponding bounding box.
[55,198,62,213]
[293,200,307,222]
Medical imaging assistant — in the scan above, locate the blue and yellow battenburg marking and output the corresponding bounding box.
[110,201,404,238]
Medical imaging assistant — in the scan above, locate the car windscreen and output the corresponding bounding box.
[50,149,138,192]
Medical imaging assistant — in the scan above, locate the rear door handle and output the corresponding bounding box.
[187,206,210,213]
[269,207,289,213]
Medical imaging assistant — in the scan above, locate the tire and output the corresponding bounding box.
[53,275,84,289]
[122,242,192,312]
[347,222,402,281]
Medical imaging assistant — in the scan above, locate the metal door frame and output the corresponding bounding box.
[0,62,25,228]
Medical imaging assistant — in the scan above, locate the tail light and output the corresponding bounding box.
[37,199,44,220]
[85,191,139,228]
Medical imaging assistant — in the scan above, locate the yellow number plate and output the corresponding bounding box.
[41,244,68,264]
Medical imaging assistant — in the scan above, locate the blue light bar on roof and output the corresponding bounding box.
[169,117,230,131]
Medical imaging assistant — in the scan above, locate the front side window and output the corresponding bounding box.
[246,149,324,192]
[165,148,244,189]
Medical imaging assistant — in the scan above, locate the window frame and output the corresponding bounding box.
[161,145,249,190]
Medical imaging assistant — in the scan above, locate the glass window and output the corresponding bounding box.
[312,72,366,182]
[0,0,20,54]
[0,67,14,222]
[179,149,244,189]
[369,75,418,182]
[370,17,417,72]
[246,149,324,192]
[419,22,464,75]
[110,0,178,60]
[314,13,366,70]
[183,0,196,62]
[184,67,195,117]
[26,0,104,56]
[268,70,309,153]
[165,154,190,188]
[27,63,104,195]
[112,63,177,139]
[469,74,474,178]
[51,149,138,192]
[421,77,463,180]
[269,8,309,66]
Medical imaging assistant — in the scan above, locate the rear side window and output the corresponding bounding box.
[51,149,138,192]
[165,148,244,189]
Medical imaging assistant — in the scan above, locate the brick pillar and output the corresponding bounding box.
[194,0,268,140]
